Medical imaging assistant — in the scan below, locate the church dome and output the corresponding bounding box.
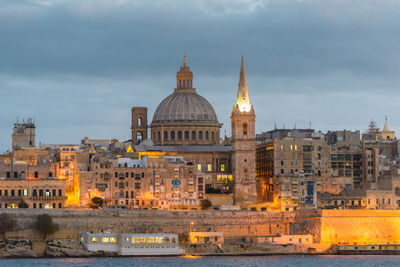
[150,55,222,146]
[152,90,219,124]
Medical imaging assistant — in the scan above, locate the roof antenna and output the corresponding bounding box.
[309,121,312,129]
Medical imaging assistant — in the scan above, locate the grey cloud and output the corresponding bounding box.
[1,0,400,150]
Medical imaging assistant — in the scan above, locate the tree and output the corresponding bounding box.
[200,199,212,210]
[18,200,29,208]
[0,213,17,241]
[89,197,104,209]
[34,214,59,241]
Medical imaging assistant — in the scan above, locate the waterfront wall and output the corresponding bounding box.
[2,209,318,242]
[8,209,400,245]
[320,210,400,245]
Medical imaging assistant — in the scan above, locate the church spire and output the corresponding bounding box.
[236,56,251,112]
[183,53,187,67]
[383,115,391,132]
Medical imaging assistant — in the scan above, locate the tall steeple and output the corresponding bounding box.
[230,55,257,206]
[383,115,391,132]
[236,56,251,112]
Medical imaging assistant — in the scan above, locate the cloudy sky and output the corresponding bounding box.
[1,0,400,151]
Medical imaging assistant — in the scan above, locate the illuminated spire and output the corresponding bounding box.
[236,55,250,112]
[183,53,187,67]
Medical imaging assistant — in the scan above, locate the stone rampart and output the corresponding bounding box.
[1,209,320,241]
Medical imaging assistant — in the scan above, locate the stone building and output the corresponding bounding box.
[12,118,35,150]
[256,134,331,208]
[0,177,66,209]
[128,56,257,208]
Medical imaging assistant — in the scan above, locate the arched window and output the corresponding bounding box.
[243,123,248,135]
[137,117,142,126]
[205,131,209,140]
[137,132,143,143]
[157,131,161,142]
[211,132,215,141]
[185,131,189,140]
[192,131,196,140]
[198,131,203,140]
[164,131,168,141]
[152,131,156,140]
[183,80,186,88]
[178,131,182,140]
[171,131,175,140]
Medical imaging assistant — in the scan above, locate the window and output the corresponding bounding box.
[164,131,168,141]
[178,131,182,140]
[34,171,38,178]
[192,131,196,140]
[220,164,225,172]
[280,145,284,151]
[295,145,298,150]
[207,164,212,172]
[158,131,161,141]
[197,164,202,172]
[185,131,189,140]
[137,132,143,143]
[205,131,209,140]
[198,131,203,140]
[138,117,142,126]
[59,189,62,196]
[170,131,175,140]
[45,190,50,197]
[91,237,99,243]
[212,132,215,141]
[243,123,248,135]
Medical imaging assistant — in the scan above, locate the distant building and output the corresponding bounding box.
[0,177,66,209]
[12,118,35,150]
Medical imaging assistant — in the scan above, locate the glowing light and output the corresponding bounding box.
[238,103,251,112]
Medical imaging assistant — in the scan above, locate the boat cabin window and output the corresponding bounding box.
[91,237,98,243]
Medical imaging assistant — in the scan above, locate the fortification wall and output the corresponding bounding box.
[1,209,320,241]
[320,210,400,245]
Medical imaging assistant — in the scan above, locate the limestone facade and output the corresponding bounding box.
[0,178,66,209]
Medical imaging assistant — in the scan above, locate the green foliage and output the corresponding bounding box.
[34,214,59,241]
[18,200,29,208]
[89,197,104,209]
[200,199,212,210]
[0,213,17,241]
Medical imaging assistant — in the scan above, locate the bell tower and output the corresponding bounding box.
[131,107,148,144]
[231,56,257,206]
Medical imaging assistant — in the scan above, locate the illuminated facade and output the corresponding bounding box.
[0,178,66,209]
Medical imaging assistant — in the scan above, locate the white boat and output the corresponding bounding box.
[79,232,185,256]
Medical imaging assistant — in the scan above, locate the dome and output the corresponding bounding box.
[152,89,219,125]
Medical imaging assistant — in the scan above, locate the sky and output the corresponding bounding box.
[1,0,400,151]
